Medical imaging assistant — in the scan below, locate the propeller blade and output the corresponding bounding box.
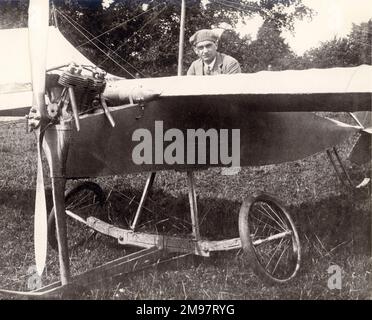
[28,0,50,276]
[29,0,49,110]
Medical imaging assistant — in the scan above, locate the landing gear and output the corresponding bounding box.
[239,193,301,284]
[48,180,302,286]
[48,182,106,251]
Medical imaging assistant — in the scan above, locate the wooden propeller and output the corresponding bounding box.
[28,0,50,277]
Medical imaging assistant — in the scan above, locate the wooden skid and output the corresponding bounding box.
[86,216,242,256]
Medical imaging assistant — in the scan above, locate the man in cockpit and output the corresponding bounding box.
[187,29,241,76]
[187,29,241,175]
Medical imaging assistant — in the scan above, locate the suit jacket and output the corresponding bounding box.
[187,52,241,75]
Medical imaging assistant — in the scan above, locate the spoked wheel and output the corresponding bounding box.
[48,182,106,251]
[239,193,301,284]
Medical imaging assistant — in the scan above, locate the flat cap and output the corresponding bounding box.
[189,29,218,46]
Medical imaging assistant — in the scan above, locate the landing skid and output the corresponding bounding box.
[0,171,301,297]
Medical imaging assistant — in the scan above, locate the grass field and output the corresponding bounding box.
[0,118,371,300]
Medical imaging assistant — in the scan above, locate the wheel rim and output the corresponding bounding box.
[248,199,300,282]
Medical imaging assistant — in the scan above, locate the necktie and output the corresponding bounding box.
[206,66,211,75]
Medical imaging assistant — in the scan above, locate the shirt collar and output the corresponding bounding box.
[204,57,216,70]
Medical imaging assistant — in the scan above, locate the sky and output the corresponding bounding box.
[236,0,372,55]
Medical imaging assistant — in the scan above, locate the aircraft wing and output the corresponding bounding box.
[104,64,372,112]
[0,26,94,116]
[1,23,371,115]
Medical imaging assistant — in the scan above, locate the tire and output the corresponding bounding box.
[47,181,106,251]
[239,192,301,284]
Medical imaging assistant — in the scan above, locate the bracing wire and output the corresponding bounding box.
[76,2,165,48]
[216,0,260,11]
[56,4,166,77]
[55,9,136,74]
[212,0,260,15]
[55,3,167,77]
[98,5,168,70]
[56,9,137,78]
[56,5,170,77]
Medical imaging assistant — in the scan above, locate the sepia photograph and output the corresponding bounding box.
[0,0,371,303]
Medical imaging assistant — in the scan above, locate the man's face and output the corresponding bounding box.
[194,40,217,64]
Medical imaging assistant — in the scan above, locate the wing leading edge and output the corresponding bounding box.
[104,65,372,112]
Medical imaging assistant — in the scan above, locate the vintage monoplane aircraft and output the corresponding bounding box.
[0,0,371,296]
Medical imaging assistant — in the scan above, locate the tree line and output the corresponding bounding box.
[0,0,370,77]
